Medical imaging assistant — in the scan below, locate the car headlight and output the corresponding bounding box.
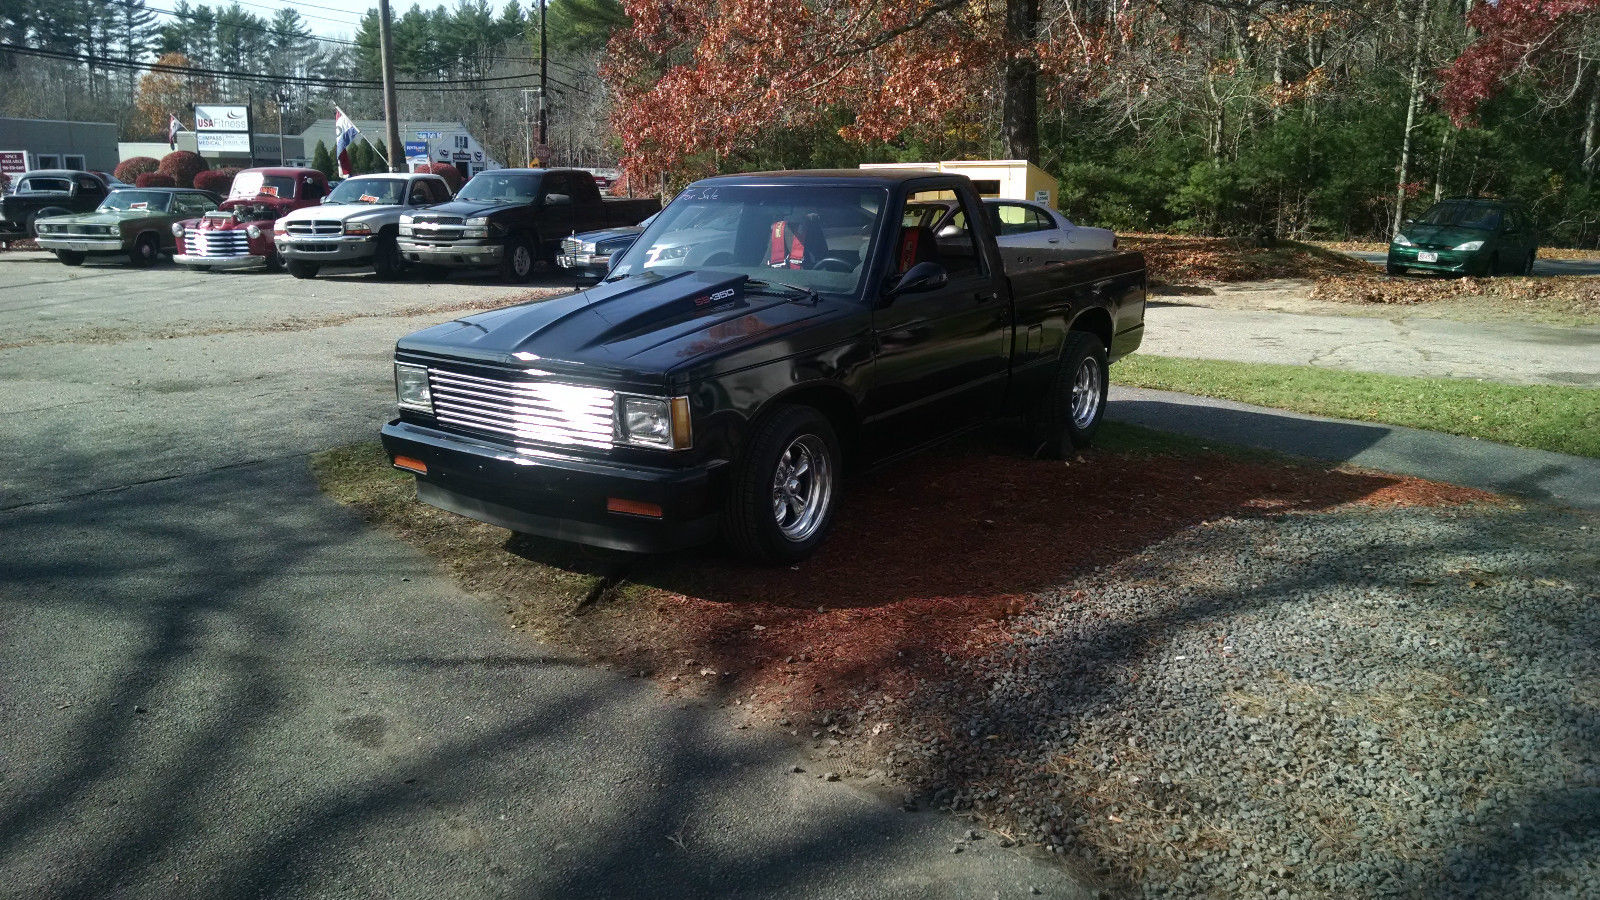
[395,363,433,413]
[246,224,262,239]
[345,222,373,236]
[36,224,53,234]
[463,216,489,239]
[616,395,691,449]
[399,214,414,225]
[172,223,184,236]
[1454,240,1484,251]
[1392,234,1413,247]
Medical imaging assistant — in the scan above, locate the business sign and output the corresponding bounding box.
[194,105,249,132]
[197,132,251,153]
[0,150,28,177]
[1033,188,1051,205]
[415,130,441,139]
[404,141,428,162]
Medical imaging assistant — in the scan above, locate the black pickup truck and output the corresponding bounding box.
[396,167,659,282]
[381,170,1146,562]
[0,170,113,241]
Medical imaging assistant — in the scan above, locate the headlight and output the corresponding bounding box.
[171,223,184,236]
[616,395,691,449]
[1392,234,1413,247]
[399,214,414,225]
[1454,240,1483,251]
[35,224,53,234]
[395,363,433,413]
[345,222,373,236]
[579,241,597,252]
[463,216,489,239]
[466,216,488,227]
[246,224,262,239]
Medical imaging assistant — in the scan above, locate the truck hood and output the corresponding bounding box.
[282,203,401,222]
[398,269,836,379]
[410,199,525,219]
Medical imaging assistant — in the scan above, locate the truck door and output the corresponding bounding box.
[866,181,1011,455]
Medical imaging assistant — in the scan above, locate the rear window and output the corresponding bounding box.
[19,177,71,193]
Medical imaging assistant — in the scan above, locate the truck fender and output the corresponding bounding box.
[748,382,862,468]
[1063,305,1114,359]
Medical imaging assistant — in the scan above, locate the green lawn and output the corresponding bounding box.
[1114,355,1600,459]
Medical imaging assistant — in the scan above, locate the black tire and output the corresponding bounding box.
[263,251,284,273]
[22,213,37,238]
[129,232,159,267]
[55,249,86,266]
[723,405,842,564]
[1522,250,1536,276]
[1386,261,1405,276]
[499,235,536,282]
[287,259,320,279]
[372,232,406,280]
[1029,331,1110,459]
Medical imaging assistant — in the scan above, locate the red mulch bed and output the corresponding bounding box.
[0,238,39,252]
[584,445,1495,718]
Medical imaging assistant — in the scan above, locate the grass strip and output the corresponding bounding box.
[1114,354,1600,459]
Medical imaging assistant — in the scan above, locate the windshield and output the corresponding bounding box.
[456,172,541,203]
[229,172,298,201]
[19,177,71,193]
[1415,202,1504,230]
[607,185,886,298]
[100,191,172,212]
[325,177,406,205]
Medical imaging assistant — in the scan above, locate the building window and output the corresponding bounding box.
[454,135,468,150]
[36,154,61,169]
[65,154,86,171]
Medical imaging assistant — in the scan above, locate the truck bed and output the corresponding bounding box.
[1001,246,1148,361]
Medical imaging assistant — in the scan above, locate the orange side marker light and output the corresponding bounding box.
[607,497,663,518]
[393,455,428,475]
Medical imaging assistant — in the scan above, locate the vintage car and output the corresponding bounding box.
[382,170,1146,562]
[0,170,114,241]
[33,188,221,266]
[172,167,329,270]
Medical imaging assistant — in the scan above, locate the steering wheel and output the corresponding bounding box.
[812,257,854,272]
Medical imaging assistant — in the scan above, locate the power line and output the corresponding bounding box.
[0,42,555,92]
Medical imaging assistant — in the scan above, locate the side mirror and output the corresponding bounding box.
[884,261,948,302]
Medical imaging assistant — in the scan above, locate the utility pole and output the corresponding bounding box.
[522,88,536,167]
[538,0,548,147]
[377,0,404,172]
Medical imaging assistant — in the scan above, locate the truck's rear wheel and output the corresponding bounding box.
[724,405,841,564]
[1030,331,1109,458]
[287,259,320,279]
[55,250,85,266]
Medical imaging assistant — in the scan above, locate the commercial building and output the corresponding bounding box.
[859,160,1060,208]
[117,133,308,169]
[298,119,500,179]
[0,117,120,174]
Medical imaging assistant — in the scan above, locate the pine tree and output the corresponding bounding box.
[311,140,337,180]
[370,139,389,172]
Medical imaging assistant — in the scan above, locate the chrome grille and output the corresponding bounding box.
[413,215,464,226]
[560,236,581,254]
[184,230,252,257]
[284,219,342,236]
[427,368,615,450]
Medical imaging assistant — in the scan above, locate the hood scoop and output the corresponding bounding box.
[579,271,751,348]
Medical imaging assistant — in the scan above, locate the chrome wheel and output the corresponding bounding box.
[512,245,532,278]
[1070,356,1103,430]
[771,434,832,543]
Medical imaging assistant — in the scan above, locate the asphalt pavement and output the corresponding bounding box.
[1343,248,1600,277]
[0,255,1092,899]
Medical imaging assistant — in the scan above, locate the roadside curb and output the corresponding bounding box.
[1108,385,1600,511]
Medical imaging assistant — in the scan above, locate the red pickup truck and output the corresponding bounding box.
[173,167,329,270]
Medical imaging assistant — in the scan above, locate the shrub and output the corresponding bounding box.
[157,150,209,187]
[419,163,463,194]
[193,168,240,196]
[114,156,160,183]
[135,172,178,188]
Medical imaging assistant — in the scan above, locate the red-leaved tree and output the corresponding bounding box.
[157,151,209,188]
[135,173,178,187]
[194,168,241,196]
[419,163,464,194]
[1439,0,1600,124]
[114,157,160,183]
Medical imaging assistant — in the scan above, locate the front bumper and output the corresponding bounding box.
[1387,246,1485,275]
[276,235,375,263]
[0,220,27,239]
[37,237,123,252]
[557,250,609,280]
[380,419,724,554]
[398,240,502,267]
[173,253,269,269]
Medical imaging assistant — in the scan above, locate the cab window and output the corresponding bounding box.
[408,181,432,205]
[907,188,985,278]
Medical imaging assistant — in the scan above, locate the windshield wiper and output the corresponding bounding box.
[745,279,820,304]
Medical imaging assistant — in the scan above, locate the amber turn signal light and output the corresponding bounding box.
[392,455,428,475]
[606,497,663,518]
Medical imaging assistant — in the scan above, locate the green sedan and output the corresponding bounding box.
[34,188,221,267]
[1387,198,1537,277]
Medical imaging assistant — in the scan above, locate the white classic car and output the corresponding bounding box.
[904,197,1118,252]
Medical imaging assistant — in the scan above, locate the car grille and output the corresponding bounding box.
[184,230,252,257]
[409,215,465,243]
[427,367,616,450]
[284,219,342,236]
[560,236,581,254]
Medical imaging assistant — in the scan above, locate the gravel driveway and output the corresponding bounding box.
[832,502,1599,898]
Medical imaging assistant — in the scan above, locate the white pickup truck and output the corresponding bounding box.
[274,172,454,279]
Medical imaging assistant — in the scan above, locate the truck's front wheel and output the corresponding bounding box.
[287,259,320,279]
[1031,331,1109,458]
[724,406,841,564]
[500,236,535,283]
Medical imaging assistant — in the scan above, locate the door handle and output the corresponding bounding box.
[975,290,999,302]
